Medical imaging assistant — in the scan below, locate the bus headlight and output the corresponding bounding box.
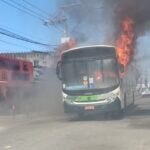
[106,94,118,103]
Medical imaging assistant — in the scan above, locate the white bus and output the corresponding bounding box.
[56,45,137,118]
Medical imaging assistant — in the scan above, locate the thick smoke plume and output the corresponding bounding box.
[58,0,150,39]
[108,0,150,41]
[57,0,150,64]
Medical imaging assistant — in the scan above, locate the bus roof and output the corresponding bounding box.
[61,45,117,61]
[0,55,32,64]
[62,45,116,55]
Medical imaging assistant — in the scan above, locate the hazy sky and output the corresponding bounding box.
[0,0,63,52]
[0,0,149,67]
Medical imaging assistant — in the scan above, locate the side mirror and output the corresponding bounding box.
[56,61,63,80]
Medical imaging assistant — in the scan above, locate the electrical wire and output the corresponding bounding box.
[0,27,58,47]
[0,39,30,49]
[1,0,44,21]
[22,0,50,16]
[22,0,64,32]
[10,0,46,20]
[1,0,63,33]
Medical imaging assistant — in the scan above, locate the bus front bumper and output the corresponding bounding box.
[64,99,120,114]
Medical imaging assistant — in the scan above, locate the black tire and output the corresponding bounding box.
[117,109,124,118]
[116,102,124,119]
[113,101,124,119]
[111,110,124,120]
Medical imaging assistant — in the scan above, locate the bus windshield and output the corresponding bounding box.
[62,58,119,91]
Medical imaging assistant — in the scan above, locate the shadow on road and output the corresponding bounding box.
[126,107,150,117]
[66,102,150,122]
[66,112,124,122]
[125,98,150,117]
[124,98,150,129]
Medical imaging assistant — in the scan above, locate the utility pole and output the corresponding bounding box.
[44,3,80,37]
[44,13,68,37]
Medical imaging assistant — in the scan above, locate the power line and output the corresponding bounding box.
[10,0,46,20]
[0,39,30,49]
[44,3,81,37]
[22,0,50,17]
[0,27,58,47]
[21,0,65,33]
[22,0,62,24]
[23,0,65,32]
[0,25,57,48]
[1,0,64,39]
[1,0,44,21]
[1,0,63,33]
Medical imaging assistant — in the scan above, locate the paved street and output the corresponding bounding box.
[0,97,150,150]
[0,71,150,150]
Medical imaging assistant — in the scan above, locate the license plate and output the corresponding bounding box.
[84,105,95,110]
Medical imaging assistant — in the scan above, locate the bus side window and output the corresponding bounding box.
[23,63,29,71]
[0,60,3,68]
[2,71,7,80]
[0,60,9,69]
[11,62,20,71]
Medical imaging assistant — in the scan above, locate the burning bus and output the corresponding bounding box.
[56,45,137,117]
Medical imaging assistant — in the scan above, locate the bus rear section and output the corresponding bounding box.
[0,56,33,112]
[56,45,135,117]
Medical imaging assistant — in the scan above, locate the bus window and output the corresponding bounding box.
[11,62,20,71]
[0,59,20,71]
[23,63,29,71]
[0,60,9,69]
[2,71,7,80]
[62,61,88,90]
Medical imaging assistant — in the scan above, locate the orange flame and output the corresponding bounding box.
[116,17,135,67]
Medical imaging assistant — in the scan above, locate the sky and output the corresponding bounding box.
[0,0,149,69]
[0,0,63,52]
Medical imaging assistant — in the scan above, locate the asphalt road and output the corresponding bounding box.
[0,70,150,150]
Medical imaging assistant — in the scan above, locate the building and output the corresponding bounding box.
[0,50,55,68]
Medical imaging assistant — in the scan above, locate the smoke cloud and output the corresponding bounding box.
[58,1,150,43]
[57,0,150,68]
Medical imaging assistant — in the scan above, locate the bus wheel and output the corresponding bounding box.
[112,111,123,119]
[117,109,124,118]
[112,102,124,119]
